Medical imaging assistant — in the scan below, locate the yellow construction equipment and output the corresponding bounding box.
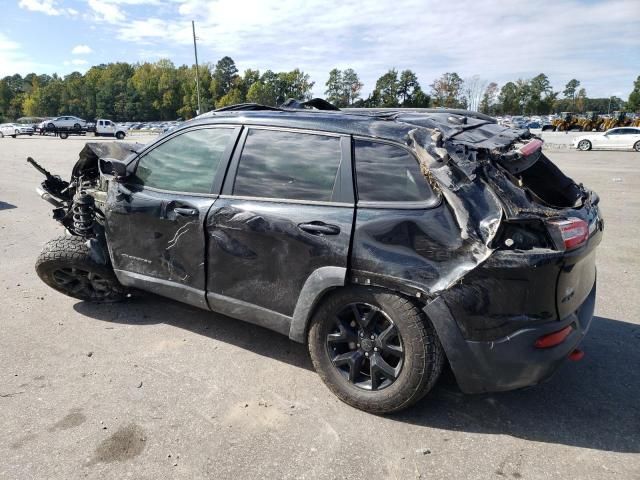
[601,111,632,130]
[550,112,582,131]
[578,112,603,132]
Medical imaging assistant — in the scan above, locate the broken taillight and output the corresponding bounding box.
[548,217,589,251]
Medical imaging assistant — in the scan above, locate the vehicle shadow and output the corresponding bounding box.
[401,315,640,453]
[0,201,17,211]
[73,292,314,371]
[74,296,639,453]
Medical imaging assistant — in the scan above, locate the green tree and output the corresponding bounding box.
[563,79,580,109]
[341,68,362,106]
[210,56,239,104]
[627,75,640,112]
[479,82,498,114]
[398,70,419,105]
[430,72,463,107]
[498,81,519,114]
[373,69,399,107]
[325,68,345,106]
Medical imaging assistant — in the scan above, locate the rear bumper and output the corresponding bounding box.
[424,280,596,394]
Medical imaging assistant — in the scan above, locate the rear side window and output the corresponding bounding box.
[354,139,434,203]
[135,128,234,193]
[233,129,342,201]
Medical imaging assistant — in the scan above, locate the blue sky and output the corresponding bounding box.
[1,0,638,99]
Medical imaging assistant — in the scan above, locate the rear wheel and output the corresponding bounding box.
[578,140,592,151]
[308,286,444,414]
[36,236,127,303]
[59,132,68,139]
[634,141,640,152]
[116,131,125,140]
[73,123,81,130]
[47,123,55,129]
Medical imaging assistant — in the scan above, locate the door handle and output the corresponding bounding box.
[174,207,198,216]
[298,222,340,235]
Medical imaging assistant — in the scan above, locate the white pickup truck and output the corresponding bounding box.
[94,119,127,139]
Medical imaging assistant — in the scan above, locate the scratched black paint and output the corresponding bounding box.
[33,106,603,396]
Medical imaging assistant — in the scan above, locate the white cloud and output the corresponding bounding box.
[0,32,57,76]
[72,44,93,55]
[18,0,61,16]
[67,8,79,16]
[88,0,126,23]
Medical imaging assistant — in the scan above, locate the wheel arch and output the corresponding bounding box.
[289,269,433,344]
[289,266,346,343]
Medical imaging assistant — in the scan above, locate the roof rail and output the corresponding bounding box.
[214,103,283,112]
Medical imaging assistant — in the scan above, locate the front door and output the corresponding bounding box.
[205,127,354,333]
[105,126,240,308]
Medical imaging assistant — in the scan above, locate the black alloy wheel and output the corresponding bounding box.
[51,267,114,300]
[326,302,404,391]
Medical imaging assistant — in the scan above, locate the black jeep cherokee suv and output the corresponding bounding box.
[30,102,603,413]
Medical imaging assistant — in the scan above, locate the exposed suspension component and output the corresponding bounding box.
[72,192,96,237]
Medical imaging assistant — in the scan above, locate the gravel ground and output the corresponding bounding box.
[0,135,639,480]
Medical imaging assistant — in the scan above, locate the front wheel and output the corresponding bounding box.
[578,140,592,151]
[36,236,127,303]
[308,287,444,414]
[634,141,640,152]
[73,123,81,130]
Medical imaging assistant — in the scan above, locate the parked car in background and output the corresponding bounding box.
[527,121,541,129]
[575,127,640,151]
[0,123,34,137]
[46,116,87,130]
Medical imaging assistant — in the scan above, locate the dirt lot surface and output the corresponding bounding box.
[1,135,639,480]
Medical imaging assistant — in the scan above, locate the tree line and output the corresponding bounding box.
[1,55,638,122]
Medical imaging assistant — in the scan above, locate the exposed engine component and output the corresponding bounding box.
[72,192,96,237]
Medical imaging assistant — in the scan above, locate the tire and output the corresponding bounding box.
[116,131,125,140]
[59,132,68,139]
[35,236,127,303]
[47,123,55,129]
[578,140,592,151]
[73,123,81,130]
[308,286,444,414]
[0,132,3,138]
[634,141,640,152]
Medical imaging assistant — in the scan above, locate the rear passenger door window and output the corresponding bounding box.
[232,129,342,201]
[354,139,436,205]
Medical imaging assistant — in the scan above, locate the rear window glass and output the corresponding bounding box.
[354,139,434,203]
[233,129,342,201]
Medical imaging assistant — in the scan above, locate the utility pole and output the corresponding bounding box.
[192,20,202,115]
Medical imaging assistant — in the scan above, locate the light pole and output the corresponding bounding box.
[192,20,202,115]
[608,96,613,115]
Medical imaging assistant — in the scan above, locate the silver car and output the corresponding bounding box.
[0,123,34,138]
[45,116,87,129]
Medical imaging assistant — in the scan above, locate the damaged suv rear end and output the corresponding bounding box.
[30,104,602,414]
[385,111,603,395]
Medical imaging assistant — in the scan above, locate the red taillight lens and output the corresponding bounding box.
[518,139,543,157]
[534,325,573,348]
[548,217,589,250]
